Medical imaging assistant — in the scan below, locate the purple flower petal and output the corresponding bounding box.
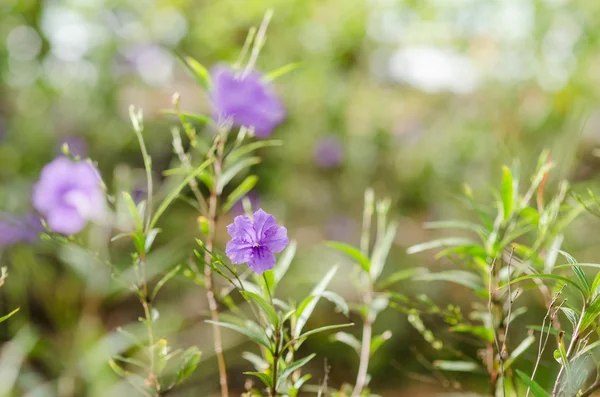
[225,239,253,264]
[248,246,276,274]
[209,65,286,138]
[32,157,104,235]
[227,215,256,243]
[224,208,289,274]
[262,225,289,253]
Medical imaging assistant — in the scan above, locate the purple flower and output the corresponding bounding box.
[32,157,105,235]
[314,136,343,169]
[0,213,43,246]
[226,209,289,274]
[209,65,286,138]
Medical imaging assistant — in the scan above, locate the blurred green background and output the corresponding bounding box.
[3,0,600,396]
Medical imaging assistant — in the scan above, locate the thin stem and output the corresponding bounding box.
[204,133,229,397]
[271,328,281,397]
[352,289,373,397]
[263,273,273,304]
[581,379,600,397]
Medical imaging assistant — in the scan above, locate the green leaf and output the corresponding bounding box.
[264,62,301,81]
[222,175,259,213]
[274,240,296,285]
[241,291,279,328]
[297,323,354,341]
[206,320,271,349]
[516,370,550,397]
[108,359,128,377]
[0,307,19,323]
[294,266,338,336]
[560,307,578,329]
[370,330,392,356]
[407,237,477,255]
[449,325,494,343]
[557,250,591,296]
[151,265,181,301]
[377,267,427,289]
[503,274,586,298]
[324,241,370,273]
[175,347,202,385]
[370,221,398,280]
[414,270,484,293]
[320,291,349,317]
[331,331,361,353]
[504,335,535,369]
[226,140,283,164]
[526,325,569,338]
[122,192,144,232]
[244,371,272,388]
[160,109,209,125]
[177,54,212,90]
[277,354,316,388]
[150,158,213,229]
[501,165,515,222]
[424,220,484,235]
[433,360,481,372]
[242,351,269,371]
[217,157,261,194]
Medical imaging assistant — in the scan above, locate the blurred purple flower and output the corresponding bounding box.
[32,157,105,235]
[58,136,88,158]
[209,65,286,138]
[326,215,358,243]
[132,185,147,204]
[226,209,289,274]
[314,136,343,169]
[0,213,43,246]
[230,191,260,216]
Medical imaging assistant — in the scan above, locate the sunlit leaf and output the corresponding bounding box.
[244,371,272,388]
[407,237,477,255]
[325,241,370,273]
[433,360,480,372]
[516,370,550,397]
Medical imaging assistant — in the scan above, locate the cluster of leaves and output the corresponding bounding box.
[405,152,586,395]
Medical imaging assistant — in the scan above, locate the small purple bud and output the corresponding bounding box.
[314,136,343,169]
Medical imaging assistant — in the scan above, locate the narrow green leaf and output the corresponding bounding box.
[560,307,578,329]
[320,291,349,317]
[160,109,209,125]
[122,192,144,232]
[433,360,481,372]
[175,347,202,385]
[151,265,181,301]
[370,330,392,356]
[501,165,515,222]
[449,325,494,343]
[108,359,128,377]
[424,220,484,235]
[504,335,535,369]
[377,267,427,289]
[298,322,354,341]
[414,270,484,292]
[370,221,398,280]
[294,266,338,336]
[325,241,370,273]
[407,237,477,255]
[503,274,586,298]
[206,320,271,349]
[516,370,550,397]
[226,140,283,164]
[264,62,301,81]
[222,175,259,213]
[244,371,272,388]
[241,291,279,327]
[242,351,268,371]
[557,250,591,296]
[277,354,316,388]
[150,158,213,229]
[274,240,296,285]
[176,54,212,90]
[217,157,261,194]
[331,331,361,353]
[0,307,19,323]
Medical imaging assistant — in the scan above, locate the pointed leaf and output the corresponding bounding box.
[370,221,398,280]
[151,265,181,301]
[217,157,261,194]
[407,238,477,255]
[222,175,259,213]
[206,320,271,349]
[244,371,272,388]
[294,266,338,336]
[277,354,316,388]
[501,165,515,222]
[331,331,361,353]
[516,370,550,397]
[175,347,202,385]
[325,241,370,273]
[241,291,279,327]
